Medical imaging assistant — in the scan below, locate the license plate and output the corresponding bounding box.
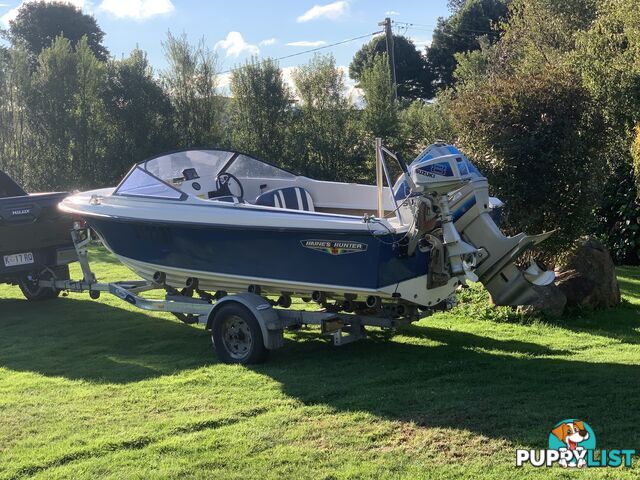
[3,252,34,267]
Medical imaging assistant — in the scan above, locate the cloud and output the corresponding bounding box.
[286,40,326,47]
[215,31,259,58]
[218,72,232,90]
[410,37,431,49]
[259,38,276,46]
[385,10,400,16]
[337,65,362,104]
[297,0,348,22]
[98,0,174,20]
[1,0,85,25]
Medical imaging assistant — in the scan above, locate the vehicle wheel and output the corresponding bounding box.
[211,303,268,364]
[18,274,61,301]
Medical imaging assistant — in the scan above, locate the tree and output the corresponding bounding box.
[161,31,222,148]
[21,35,109,190]
[0,45,31,184]
[498,0,596,75]
[398,99,455,157]
[26,35,78,189]
[360,54,398,142]
[452,36,494,88]
[229,58,292,163]
[572,0,640,263]
[102,49,174,184]
[291,54,363,181]
[573,0,640,149]
[426,0,509,91]
[350,35,430,100]
[452,68,603,256]
[71,36,106,186]
[447,0,468,12]
[9,1,108,61]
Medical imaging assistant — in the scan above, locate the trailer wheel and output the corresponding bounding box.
[211,303,268,364]
[18,274,61,301]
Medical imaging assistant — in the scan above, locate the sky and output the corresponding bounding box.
[0,0,450,95]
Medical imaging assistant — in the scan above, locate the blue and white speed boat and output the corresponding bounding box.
[60,144,554,316]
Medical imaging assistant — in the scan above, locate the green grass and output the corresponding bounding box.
[1,252,640,479]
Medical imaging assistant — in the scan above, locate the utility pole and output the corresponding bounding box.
[379,17,398,101]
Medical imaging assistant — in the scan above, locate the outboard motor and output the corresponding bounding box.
[399,143,554,307]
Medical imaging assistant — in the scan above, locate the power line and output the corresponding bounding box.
[218,31,383,75]
[393,21,437,29]
[392,20,495,35]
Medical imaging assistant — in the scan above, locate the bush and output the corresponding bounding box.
[452,68,603,257]
[594,163,640,265]
[398,99,456,159]
[633,126,640,197]
[454,282,530,323]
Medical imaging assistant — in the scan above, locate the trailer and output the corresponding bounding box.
[35,223,442,364]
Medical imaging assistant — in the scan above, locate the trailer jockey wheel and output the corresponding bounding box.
[18,267,65,301]
[211,303,268,364]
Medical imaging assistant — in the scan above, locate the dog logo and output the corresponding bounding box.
[549,419,596,468]
[517,419,634,468]
[549,419,594,468]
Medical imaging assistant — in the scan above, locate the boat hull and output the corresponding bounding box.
[87,216,430,301]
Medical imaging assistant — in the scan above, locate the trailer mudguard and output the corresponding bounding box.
[206,292,284,350]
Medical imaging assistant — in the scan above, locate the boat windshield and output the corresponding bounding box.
[143,150,233,182]
[142,150,294,183]
[114,149,295,200]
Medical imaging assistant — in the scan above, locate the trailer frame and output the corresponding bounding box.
[36,224,413,363]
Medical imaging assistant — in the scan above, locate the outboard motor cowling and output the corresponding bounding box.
[409,144,479,195]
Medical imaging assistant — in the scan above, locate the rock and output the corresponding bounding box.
[518,283,567,317]
[556,236,620,309]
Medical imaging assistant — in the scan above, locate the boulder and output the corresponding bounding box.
[518,283,567,317]
[555,237,620,309]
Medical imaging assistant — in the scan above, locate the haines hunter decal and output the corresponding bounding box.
[301,239,368,256]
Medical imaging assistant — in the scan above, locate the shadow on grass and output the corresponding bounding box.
[261,324,640,449]
[1,294,639,449]
[0,296,212,383]
[552,306,640,344]
[533,274,640,344]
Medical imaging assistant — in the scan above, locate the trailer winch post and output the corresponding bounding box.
[375,137,384,218]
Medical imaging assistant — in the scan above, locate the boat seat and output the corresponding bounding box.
[255,187,315,212]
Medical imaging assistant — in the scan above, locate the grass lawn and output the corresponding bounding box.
[1,250,640,479]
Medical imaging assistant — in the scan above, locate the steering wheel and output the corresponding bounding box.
[212,172,244,200]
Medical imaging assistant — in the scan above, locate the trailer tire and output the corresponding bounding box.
[211,303,268,364]
[18,272,62,301]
